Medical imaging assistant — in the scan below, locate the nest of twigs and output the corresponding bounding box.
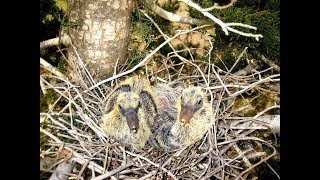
[40,23,280,179]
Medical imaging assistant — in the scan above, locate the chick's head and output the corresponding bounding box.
[117,92,142,133]
[176,87,207,125]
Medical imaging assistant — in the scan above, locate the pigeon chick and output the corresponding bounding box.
[103,75,158,128]
[100,91,152,149]
[150,84,214,150]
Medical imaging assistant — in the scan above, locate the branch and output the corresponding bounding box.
[143,0,204,25]
[260,55,280,72]
[179,0,263,41]
[40,127,105,174]
[229,115,280,134]
[202,0,238,11]
[91,160,134,180]
[40,34,71,50]
[40,57,68,80]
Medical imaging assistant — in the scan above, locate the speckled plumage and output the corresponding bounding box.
[150,83,214,150]
[103,75,158,128]
[100,92,152,149]
[100,75,159,149]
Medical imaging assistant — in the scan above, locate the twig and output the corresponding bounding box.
[254,105,280,119]
[179,0,263,41]
[143,0,204,25]
[202,0,237,11]
[211,65,231,95]
[266,161,280,179]
[40,58,68,80]
[260,55,280,72]
[224,47,248,79]
[125,151,177,180]
[40,34,71,50]
[40,128,105,174]
[228,74,280,97]
[91,160,134,180]
[235,143,277,179]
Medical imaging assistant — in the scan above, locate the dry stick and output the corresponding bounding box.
[125,151,177,180]
[39,75,81,114]
[42,83,104,140]
[203,136,267,179]
[88,24,210,91]
[42,169,80,180]
[144,0,204,25]
[92,152,149,180]
[205,33,214,108]
[206,84,248,90]
[44,113,70,131]
[179,0,263,41]
[40,34,71,50]
[246,152,267,160]
[40,77,73,114]
[40,57,68,80]
[40,127,105,174]
[223,47,248,81]
[48,93,65,113]
[265,162,280,179]
[211,65,231,95]
[111,58,119,87]
[91,162,137,180]
[65,83,74,130]
[40,78,54,110]
[202,0,237,11]
[217,136,266,146]
[232,144,252,168]
[234,62,259,76]
[161,58,171,82]
[69,41,105,101]
[235,143,277,180]
[40,78,48,95]
[41,76,100,129]
[260,55,280,72]
[228,74,280,97]
[254,105,280,119]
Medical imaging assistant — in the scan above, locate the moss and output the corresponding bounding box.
[54,0,68,12]
[40,172,52,180]
[40,89,48,112]
[131,10,156,44]
[160,0,180,13]
[40,89,68,112]
[57,56,68,74]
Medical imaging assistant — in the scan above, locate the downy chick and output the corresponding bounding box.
[151,84,214,150]
[100,91,152,149]
[103,75,158,128]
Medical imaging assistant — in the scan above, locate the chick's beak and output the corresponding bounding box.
[125,111,139,133]
[180,106,194,124]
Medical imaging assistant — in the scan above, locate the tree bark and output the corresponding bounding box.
[67,0,134,81]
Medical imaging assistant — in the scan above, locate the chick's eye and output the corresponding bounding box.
[118,104,123,110]
[137,102,141,108]
[197,99,202,105]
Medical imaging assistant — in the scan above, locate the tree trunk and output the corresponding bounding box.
[67,0,134,81]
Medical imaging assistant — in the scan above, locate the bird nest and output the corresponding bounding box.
[40,40,280,179]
